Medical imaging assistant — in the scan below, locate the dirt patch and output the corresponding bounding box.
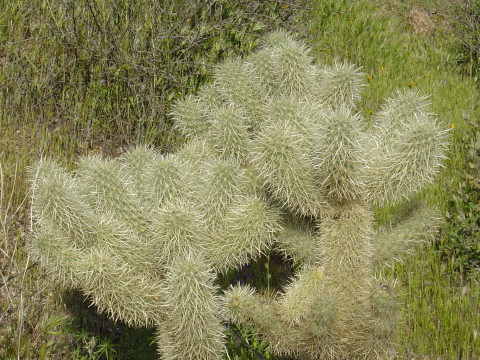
[409,8,435,35]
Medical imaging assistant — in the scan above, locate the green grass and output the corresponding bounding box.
[1,0,479,358]
[301,0,480,358]
[397,247,479,358]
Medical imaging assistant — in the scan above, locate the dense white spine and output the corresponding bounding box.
[30,31,448,360]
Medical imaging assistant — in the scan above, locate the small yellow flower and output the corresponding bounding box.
[381,66,384,70]
[313,266,325,279]
[409,81,414,88]
[230,296,241,307]
[451,123,455,129]
[367,75,372,82]
[368,109,373,115]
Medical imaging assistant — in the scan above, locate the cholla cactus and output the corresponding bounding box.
[29,31,448,359]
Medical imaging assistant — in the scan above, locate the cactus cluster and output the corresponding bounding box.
[29,31,448,359]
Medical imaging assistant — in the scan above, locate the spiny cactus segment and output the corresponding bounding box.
[30,30,448,359]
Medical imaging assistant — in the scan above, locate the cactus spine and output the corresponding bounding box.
[30,31,448,359]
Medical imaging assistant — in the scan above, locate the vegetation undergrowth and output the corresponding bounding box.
[301,0,480,358]
[0,0,478,358]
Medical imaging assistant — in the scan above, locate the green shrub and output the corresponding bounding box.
[0,0,304,152]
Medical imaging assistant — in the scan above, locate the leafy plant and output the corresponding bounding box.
[452,0,480,77]
[439,123,480,276]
